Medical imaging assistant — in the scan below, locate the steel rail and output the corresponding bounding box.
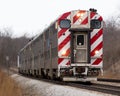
[98,78,120,83]
[11,70,120,96]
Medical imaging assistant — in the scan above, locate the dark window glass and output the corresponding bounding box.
[77,35,84,46]
[60,19,71,29]
[91,20,101,29]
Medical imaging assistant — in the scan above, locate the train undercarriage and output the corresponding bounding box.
[19,65,101,82]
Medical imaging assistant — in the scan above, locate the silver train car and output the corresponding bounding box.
[18,9,103,82]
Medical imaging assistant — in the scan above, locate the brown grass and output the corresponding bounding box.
[0,70,22,96]
[98,70,120,79]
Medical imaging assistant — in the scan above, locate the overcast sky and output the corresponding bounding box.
[0,0,120,37]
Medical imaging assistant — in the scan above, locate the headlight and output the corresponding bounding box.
[62,50,66,56]
[95,50,99,55]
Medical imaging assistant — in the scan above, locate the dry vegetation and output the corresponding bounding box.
[103,17,120,79]
[0,70,22,96]
[0,30,30,68]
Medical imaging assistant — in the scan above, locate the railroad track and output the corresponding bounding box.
[11,69,120,96]
[91,83,120,95]
[68,82,120,96]
[25,76,120,96]
[98,78,120,83]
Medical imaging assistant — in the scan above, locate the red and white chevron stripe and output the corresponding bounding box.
[58,12,71,67]
[73,10,88,25]
[91,29,103,66]
[57,10,103,67]
[90,12,103,66]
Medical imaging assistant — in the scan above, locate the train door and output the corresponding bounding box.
[72,32,88,63]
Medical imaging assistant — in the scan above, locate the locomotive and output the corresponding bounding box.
[18,8,103,82]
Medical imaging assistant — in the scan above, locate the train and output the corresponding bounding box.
[17,8,103,82]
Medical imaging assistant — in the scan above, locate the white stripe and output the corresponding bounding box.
[91,14,100,19]
[91,60,103,67]
[98,48,103,56]
[91,58,102,65]
[91,35,103,51]
[58,27,61,31]
[91,59,96,64]
[99,61,103,67]
[73,10,79,17]
[58,41,70,56]
[74,12,88,25]
[58,59,69,66]
[79,12,88,24]
[58,30,70,45]
[91,29,101,38]
[67,14,71,19]
[90,14,103,67]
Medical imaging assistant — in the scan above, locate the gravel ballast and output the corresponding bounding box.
[11,74,116,96]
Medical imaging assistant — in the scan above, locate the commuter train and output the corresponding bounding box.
[18,8,103,82]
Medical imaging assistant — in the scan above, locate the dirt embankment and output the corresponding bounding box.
[0,70,22,96]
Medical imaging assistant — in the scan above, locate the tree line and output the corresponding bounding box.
[0,30,30,68]
[104,16,120,74]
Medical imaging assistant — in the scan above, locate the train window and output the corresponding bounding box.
[77,35,84,46]
[91,19,101,29]
[60,19,71,29]
[45,30,49,39]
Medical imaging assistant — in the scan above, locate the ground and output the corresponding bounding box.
[11,74,116,96]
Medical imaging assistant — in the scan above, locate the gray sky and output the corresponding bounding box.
[0,0,119,37]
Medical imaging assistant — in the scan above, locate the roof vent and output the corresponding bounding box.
[89,8,97,13]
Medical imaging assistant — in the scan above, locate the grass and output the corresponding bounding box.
[98,70,120,79]
[0,70,22,96]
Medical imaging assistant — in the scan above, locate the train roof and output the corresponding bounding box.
[19,8,101,54]
[19,21,56,54]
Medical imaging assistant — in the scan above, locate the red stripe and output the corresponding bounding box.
[58,29,68,38]
[73,14,79,23]
[58,12,71,21]
[90,12,96,19]
[98,16,103,21]
[66,60,70,65]
[58,35,70,51]
[92,58,102,65]
[91,42,103,56]
[81,17,88,24]
[58,58,64,64]
[91,29,103,45]
[73,10,86,23]
[90,12,103,21]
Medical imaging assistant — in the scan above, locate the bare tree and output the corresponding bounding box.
[0,28,30,69]
[104,16,120,74]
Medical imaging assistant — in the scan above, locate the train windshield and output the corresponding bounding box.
[91,19,101,29]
